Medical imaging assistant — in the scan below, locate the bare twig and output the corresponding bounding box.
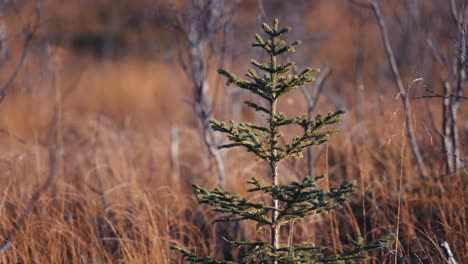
[0,128,27,144]
[448,1,466,173]
[422,0,467,175]
[0,4,59,255]
[168,0,231,188]
[449,0,460,25]
[0,106,61,255]
[351,0,429,180]
[302,67,332,112]
[0,10,39,105]
[87,114,107,207]
[352,4,367,121]
[415,89,468,101]
[426,38,449,67]
[170,124,181,190]
[301,66,332,178]
[349,0,372,8]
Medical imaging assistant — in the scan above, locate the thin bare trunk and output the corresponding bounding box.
[170,125,181,189]
[270,53,279,263]
[450,3,466,172]
[0,8,39,105]
[302,67,332,178]
[352,6,366,121]
[371,0,429,180]
[270,99,279,264]
[424,2,466,176]
[173,0,230,188]
[441,1,466,175]
[443,81,455,174]
[350,0,429,180]
[0,106,61,255]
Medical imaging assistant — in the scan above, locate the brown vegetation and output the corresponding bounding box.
[0,0,466,263]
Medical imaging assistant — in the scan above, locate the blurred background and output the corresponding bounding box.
[0,0,466,263]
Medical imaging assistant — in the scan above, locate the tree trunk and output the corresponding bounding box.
[270,98,279,264]
[371,1,429,180]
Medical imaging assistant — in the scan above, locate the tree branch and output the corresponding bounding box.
[0,11,39,105]
[0,106,61,255]
[352,0,429,180]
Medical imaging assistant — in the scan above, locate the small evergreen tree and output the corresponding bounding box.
[173,19,391,264]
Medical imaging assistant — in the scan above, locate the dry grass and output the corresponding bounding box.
[0,56,465,263]
[0,1,466,263]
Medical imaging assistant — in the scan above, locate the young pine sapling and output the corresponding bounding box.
[173,19,392,264]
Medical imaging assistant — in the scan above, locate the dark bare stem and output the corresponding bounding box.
[449,0,460,25]
[173,0,228,188]
[349,0,372,8]
[0,25,36,105]
[353,6,366,121]
[0,151,60,255]
[0,106,61,255]
[92,114,107,207]
[170,125,181,189]
[443,81,456,174]
[368,0,429,180]
[302,67,332,178]
[450,2,466,172]
[410,2,466,176]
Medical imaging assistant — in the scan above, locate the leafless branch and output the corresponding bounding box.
[167,0,231,188]
[0,9,39,105]
[169,124,181,190]
[301,66,332,178]
[0,128,27,144]
[0,106,61,255]
[415,89,468,101]
[0,5,59,255]
[304,66,332,111]
[446,0,466,173]
[351,0,429,180]
[349,0,372,8]
[419,1,466,175]
[85,114,107,208]
[426,38,449,67]
[449,0,460,25]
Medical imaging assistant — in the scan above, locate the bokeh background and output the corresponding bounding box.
[0,0,466,263]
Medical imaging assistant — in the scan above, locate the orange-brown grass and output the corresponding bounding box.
[0,14,466,262]
[0,65,466,263]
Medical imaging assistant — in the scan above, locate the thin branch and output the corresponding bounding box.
[0,23,37,104]
[302,67,332,178]
[415,90,468,101]
[87,114,107,208]
[349,0,372,8]
[352,0,429,180]
[170,0,229,188]
[0,106,61,255]
[424,99,443,141]
[0,6,50,255]
[0,128,27,144]
[311,67,332,110]
[449,0,460,25]
[426,38,449,68]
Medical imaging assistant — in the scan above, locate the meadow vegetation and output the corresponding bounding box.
[0,1,465,263]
